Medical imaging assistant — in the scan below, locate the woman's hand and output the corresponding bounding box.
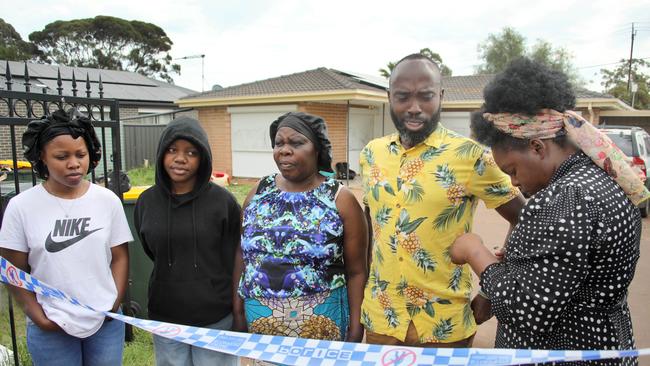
[471,294,493,325]
[345,325,364,343]
[231,312,248,333]
[109,243,129,315]
[1,249,61,332]
[494,246,506,261]
[231,245,248,333]
[336,187,369,345]
[34,316,62,332]
[449,233,499,276]
[449,233,484,265]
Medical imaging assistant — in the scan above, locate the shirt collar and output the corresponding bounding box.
[548,151,590,186]
[388,124,446,150]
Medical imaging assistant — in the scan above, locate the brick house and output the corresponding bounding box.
[177,68,632,178]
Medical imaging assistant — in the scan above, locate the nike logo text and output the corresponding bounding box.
[45,218,103,253]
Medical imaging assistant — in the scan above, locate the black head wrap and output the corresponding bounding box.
[269,112,333,173]
[22,108,102,179]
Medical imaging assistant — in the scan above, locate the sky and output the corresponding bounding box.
[3,0,650,93]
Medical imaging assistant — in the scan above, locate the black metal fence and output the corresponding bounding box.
[0,61,124,365]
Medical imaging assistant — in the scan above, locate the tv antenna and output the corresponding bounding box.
[175,54,206,92]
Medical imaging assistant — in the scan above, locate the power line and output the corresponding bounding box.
[577,57,650,70]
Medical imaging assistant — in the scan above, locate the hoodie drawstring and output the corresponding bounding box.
[167,198,172,267]
[166,196,199,269]
[192,200,198,269]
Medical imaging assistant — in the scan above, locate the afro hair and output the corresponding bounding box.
[471,57,575,150]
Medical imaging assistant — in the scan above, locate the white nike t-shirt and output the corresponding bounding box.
[0,183,133,338]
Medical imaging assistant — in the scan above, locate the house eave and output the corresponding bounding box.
[575,98,633,111]
[177,92,633,112]
[599,109,650,117]
[441,100,484,109]
[176,89,388,107]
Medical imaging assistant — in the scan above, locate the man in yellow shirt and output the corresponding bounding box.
[360,54,524,347]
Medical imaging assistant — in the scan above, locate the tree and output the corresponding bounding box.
[601,58,650,109]
[529,40,579,83]
[476,27,525,74]
[0,18,40,61]
[379,48,452,78]
[29,16,180,83]
[476,27,580,84]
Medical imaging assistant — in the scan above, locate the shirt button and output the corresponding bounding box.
[399,257,404,262]
[396,204,401,208]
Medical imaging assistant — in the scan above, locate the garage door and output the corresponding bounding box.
[348,108,376,173]
[230,105,297,178]
[441,111,471,137]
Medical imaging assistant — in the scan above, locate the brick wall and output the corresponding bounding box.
[118,106,139,120]
[0,125,27,160]
[298,102,349,170]
[0,102,28,160]
[198,106,232,175]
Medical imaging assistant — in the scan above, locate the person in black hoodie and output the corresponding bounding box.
[134,116,240,366]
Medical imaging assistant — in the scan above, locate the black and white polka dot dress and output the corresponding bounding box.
[480,152,641,366]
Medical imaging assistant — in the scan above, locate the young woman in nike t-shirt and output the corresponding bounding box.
[0,109,132,366]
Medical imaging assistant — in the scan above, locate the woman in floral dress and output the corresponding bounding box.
[232,112,368,343]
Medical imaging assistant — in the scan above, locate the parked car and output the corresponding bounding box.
[598,125,650,217]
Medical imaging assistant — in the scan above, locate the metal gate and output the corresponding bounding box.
[0,61,125,366]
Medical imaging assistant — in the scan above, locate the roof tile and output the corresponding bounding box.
[181,68,613,102]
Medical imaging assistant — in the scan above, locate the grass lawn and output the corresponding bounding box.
[0,290,30,365]
[0,166,254,365]
[127,166,253,205]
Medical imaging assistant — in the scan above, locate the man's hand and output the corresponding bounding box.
[471,294,493,325]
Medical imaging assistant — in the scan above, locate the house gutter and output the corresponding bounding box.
[176,89,387,108]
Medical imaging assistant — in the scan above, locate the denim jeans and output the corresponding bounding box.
[26,316,125,366]
[153,313,238,366]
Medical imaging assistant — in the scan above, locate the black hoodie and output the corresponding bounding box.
[134,117,241,326]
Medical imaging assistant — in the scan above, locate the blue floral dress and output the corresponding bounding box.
[238,175,349,340]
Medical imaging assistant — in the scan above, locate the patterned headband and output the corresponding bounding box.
[483,109,650,205]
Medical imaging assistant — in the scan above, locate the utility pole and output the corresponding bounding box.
[175,54,206,92]
[627,23,637,91]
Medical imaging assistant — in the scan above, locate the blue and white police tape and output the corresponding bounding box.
[2,256,649,366]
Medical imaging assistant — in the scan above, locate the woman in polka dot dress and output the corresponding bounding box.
[450,58,648,365]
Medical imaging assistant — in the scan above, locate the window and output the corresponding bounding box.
[606,133,634,156]
[643,133,650,156]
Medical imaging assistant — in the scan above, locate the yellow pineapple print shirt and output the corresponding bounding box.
[360,125,519,343]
